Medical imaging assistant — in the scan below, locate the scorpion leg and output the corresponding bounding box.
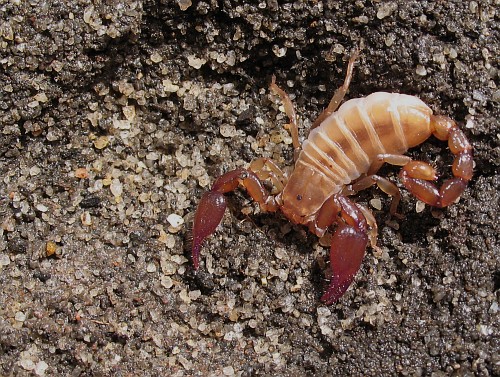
[350,174,403,217]
[318,195,369,305]
[249,157,288,194]
[357,204,379,250]
[192,168,279,269]
[270,76,300,160]
[400,115,473,207]
[311,48,359,130]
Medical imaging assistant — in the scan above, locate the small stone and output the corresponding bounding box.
[0,253,10,266]
[177,355,192,370]
[223,366,235,376]
[1,217,15,232]
[229,309,239,322]
[74,168,89,179]
[416,200,426,213]
[122,105,136,121]
[220,124,237,137]
[34,93,48,103]
[46,241,57,257]
[150,52,163,63]
[160,275,173,289]
[93,136,109,149]
[36,204,49,212]
[163,79,180,93]
[272,45,287,57]
[370,198,382,210]
[81,211,92,226]
[377,2,397,19]
[15,311,26,322]
[19,358,36,371]
[29,166,41,176]
[146,263,157,273]
[110,179,123,197]
[118,81,135,96]
[188,290,201,300]
[113,119,131,130]
[34,361,49,376]
[146,152,159,161]
[187,55,206,69]
[167,214,184,227]
[177,0,192,11]
[179,289,191,303]
[416,65,427,76]
[138,192,150,203]
[385,34,396,47]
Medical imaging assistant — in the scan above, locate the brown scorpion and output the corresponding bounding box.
[190,50,473,304]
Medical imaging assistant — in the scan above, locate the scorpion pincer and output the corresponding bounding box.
[190,50,473,304]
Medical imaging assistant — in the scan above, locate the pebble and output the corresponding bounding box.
[146,263,157,273]
[377,2,397,19]
[122,105,136,121]
[187,55,206,69]
[74,167,89,179]
[81,211,92,226]
[177,0,192,11]
[416,65,427,76]
[46,241,57,257]
[93,136,109,149]
[167,213,184,227]
[29,166,41,176]
[370,198,382,210]
[15,311,26,322]
[150,52,162,63]
[160,275,173,289]
[36,204,49,212]
[110,179,123,197]
[163,79,180,92]
[416,200,426,213]
[19,358,36,371]
[223,366,235,376]
[0,253,10,266]
[220,124,237,137]
[34,361,49,376]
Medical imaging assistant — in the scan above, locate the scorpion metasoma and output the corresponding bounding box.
[190,50,473,304]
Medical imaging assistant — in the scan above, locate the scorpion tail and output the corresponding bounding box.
[320,224,368,305]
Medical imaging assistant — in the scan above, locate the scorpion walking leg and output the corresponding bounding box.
[357,204,379,250]
[192,168,279,269]
[311,48,359,130]
[400,115,473,207]
[316,195,369,305]
[350,174,403,217]
[249,157,288,194]
[270,76,300,160]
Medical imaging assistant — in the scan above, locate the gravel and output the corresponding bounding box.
[0,0,498,376]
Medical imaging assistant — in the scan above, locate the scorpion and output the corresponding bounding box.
[190,50,473,304]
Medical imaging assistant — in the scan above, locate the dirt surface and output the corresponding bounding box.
[0,0,498,376]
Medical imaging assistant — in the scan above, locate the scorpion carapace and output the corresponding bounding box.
[191,50,473,305]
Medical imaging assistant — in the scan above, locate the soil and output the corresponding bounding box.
[0,0,498,376]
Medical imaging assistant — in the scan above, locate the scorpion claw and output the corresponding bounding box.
[192,191,227,269]
[321,224,368,305]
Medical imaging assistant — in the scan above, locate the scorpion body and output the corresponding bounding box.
[282,92,434,229]
[191,51,473,304]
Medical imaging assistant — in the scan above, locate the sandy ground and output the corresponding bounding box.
[0,0,498,376]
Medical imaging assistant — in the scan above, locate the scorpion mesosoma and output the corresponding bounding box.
[191,51,473,304]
